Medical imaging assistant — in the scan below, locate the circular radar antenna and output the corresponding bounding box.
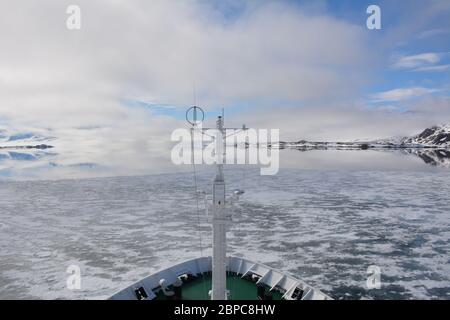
[186,106,205,126]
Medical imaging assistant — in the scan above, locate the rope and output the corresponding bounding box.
[191,127,208,299]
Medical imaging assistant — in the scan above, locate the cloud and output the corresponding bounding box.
[413,64,450,72]
[370,87,439,103]
[380,0,450,49]
[236,102,447,142]
[0,0,372,123]
[408,96,450,119]
[416,28,450,39]
[0,1,375,126]
[392,53,441,69]
[391,51,450,72]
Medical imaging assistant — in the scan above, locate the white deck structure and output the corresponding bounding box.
[109,256,331,300]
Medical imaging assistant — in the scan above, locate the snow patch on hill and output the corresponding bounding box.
[402,124,450,147]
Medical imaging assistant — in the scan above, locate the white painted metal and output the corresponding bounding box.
[108,256,332,300]
[211,115,228,300]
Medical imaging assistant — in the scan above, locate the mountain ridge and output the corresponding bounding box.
[278,124,450,150]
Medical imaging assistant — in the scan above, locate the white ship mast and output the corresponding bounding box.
[187,107,244,300]
[211,114,227,300]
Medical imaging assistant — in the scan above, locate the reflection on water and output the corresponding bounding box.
[406,149,450,168]
[284,148,450,170]
[0,147,450,180]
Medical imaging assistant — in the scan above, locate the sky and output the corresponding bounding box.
[0,0,449,177]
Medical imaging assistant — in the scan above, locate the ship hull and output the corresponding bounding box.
[109,256,331,300]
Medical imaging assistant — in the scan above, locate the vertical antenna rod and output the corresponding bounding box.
[211,115,227,300]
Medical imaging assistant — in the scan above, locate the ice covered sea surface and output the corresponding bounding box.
[0,166,449,300]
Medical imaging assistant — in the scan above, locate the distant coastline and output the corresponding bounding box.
[0,144,53,150]
[274,124,450,151]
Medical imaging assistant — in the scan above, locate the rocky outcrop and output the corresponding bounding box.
[402,125,450,147]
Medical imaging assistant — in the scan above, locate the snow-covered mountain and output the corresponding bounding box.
[273,124,450,168]
[402,124,450,148]
[278,124,450,150]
